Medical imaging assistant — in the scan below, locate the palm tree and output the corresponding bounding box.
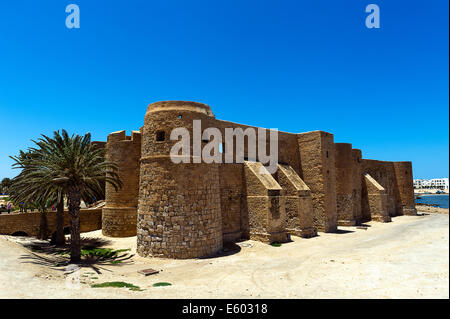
[1,177,12,194]
[9,150,52,239]
[28,130,121,263]
[10,130,121,262]
[10,153,65,244]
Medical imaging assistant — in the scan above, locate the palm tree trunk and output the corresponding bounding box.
[55,197,65,246]
[38,209,48,240]
[68,188,81,263]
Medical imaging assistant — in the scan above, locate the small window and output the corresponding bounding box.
[156,131,166,142]
[326,151,329,158]
[357,157,361,163]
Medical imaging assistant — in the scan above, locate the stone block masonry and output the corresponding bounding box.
[351,149,363,224]
[393,162,417,216]
[273,163,316,238]
[244,161,288,243]
[362,174,391,223]
[0,209,102,237]
[335,143,357,226]
[297,131,338,233]
[137,102,222,259]
[102,130,141,237]
[92,100,416,259]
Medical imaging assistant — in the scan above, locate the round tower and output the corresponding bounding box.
[102,130,141,237]
[137,101,223,259]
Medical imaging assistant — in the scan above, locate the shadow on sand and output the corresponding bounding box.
[334,229,355,234]
[199,241,242,259]
[18,237,134,274]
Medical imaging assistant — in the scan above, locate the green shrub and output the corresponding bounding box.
[152,282,172,287]
[81,248,130,258]
[91,281,142,291]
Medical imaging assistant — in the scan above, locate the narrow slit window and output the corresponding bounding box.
[156,131,166,142]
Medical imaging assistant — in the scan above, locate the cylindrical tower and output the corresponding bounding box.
[334,143,356,225]
[102,130,141,237]
[137,101,223,259]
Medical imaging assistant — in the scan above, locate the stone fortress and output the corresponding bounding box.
[99,101,417,259]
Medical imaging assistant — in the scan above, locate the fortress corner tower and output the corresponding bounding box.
[137,101,223,259]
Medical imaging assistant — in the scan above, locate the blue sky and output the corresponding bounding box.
[0,0,448,179]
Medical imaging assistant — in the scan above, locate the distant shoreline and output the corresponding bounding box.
[416,204,449,214]
[414,188,449,195]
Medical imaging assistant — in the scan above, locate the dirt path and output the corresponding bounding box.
[0,212,448,299]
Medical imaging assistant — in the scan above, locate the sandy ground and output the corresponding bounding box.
[0,212,448,299]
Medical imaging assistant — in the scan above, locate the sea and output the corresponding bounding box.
[415,194,449,209]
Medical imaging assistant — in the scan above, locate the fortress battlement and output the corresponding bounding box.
[97,100,417,258]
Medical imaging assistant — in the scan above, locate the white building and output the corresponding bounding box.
[413,179,428,188]
[429,178,449,190]
[414,178,449,190]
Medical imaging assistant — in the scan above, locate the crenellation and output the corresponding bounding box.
[102,129,142,237]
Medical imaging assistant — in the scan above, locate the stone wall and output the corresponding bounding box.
[361,159,416,217]
[215,119,302,174]
[102,130,141,237]
[334,143,356,226]
[0,209,102,237]
[362,160,398,217]
[393,162,417,216]
[297,131,338,232]
[351,149,363,224]
[219,163,246,242]
[97,100,416,260]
